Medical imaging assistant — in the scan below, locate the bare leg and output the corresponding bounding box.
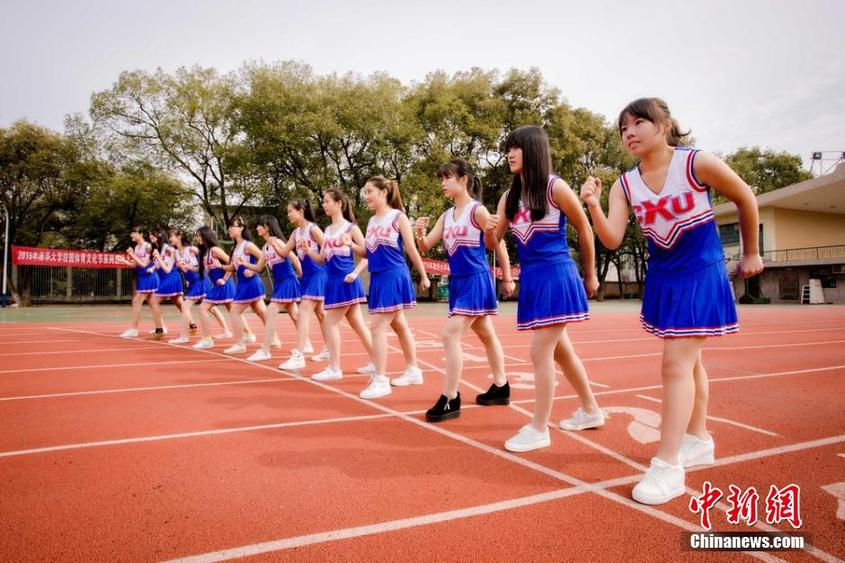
[655,337,706,465]
[470,316,507,387]
[529,325,564,431]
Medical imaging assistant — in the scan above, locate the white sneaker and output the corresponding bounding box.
[311,346,331,362]
[356,362,376,374]
[168,336,190,344]
[303,342,315,355]
[213,331,233,340]
[391,366,423,387]
[148,326,168,335]
[312,366,343,381]
[243,333,257,344]
[119,328,138,338]
[279,349,306,370]
[505,424,551,452]
[679,433,715,468]
[558,408,605,431]
[270,338,282,349]
[360,374,392,399]
[632,457,686,505]
[247,349,272,362]
[192,338,214,350]
[224,343,247,355]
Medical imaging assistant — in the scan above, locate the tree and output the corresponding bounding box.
[718,147,813,203]
[90,66,253,227]
[69,161,192,252]
[0,121,88,304]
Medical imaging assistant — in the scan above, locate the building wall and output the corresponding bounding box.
[718,207,845,253]
[771,208,845,249]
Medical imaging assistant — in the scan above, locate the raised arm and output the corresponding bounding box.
[693,152,763,278]
[581,176,630,250]
[211,247,234,284]
[344,228,368,258]
[241,244,268,273]
[299,235,328,264]
[483,192,510,248]
[414,213,445,253]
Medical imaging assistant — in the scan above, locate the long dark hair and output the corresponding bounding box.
[227,215,254,242]
[168,227,189,248]
[148,227,167,253]
[289,199,316,223]
[437,158,483,203]
[323,187,356,222]
[367,176,404,212]
[196,225,220,277]
[617,97,690,147]
[257,214,287,242]
[504,125,552,222]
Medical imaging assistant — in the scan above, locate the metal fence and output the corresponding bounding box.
[762,245,845,263]
[15,266,135,303]
[14,265,276,304]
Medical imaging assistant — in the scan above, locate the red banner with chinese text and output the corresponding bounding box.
[12,246,131,269]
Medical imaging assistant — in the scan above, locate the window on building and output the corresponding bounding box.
[719,223,740,246]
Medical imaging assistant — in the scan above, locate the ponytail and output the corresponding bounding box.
[617,97,690,147]
[323,188,356,223]
[289,199,316,223]
[436,158,484,203]
[367,176,405,212]
[257,214,287,242]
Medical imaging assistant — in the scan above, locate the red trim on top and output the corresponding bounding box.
[468,201,483,230]
[546,175,561,209]
[686,150,708,192]
[619,173,632,204]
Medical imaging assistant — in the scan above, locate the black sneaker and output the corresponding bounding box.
[475,381,510,406]
[426,393,461,422]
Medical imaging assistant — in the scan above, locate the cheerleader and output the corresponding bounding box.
[484,125,604,453]
[581,98,761,505]
[299,188,375,381]
[240,215,300,362]
[147,227,184,339]
[167,229,202,344]
[277,200,328,370]
[118,226,158,338]
[415,159,514,421]
[193,226,235,350]
[223,216,267,355]
[344,176,430,399]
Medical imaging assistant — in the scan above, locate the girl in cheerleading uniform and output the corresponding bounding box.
[345,176,430,400]
[485,125,604,453]
[147,227,185,340]
[298,188,375,382]
[168,228,201,344]
[119,226,158,338]
[414,159,514,422]
[277,200,328,370]
[239,215,301,362]
[193,226,235,350]
[581,98,761,505]
[223,216,268,355]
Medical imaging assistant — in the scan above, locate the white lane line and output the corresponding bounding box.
[0,358,234,375]
[0,346,163,357]
[635,394,780,437]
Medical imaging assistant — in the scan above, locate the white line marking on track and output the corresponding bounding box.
[44,326,838,562]
[635,394,780,437]
[0,358,234,375]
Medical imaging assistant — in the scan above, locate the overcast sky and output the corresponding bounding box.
[1,0,842,170]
